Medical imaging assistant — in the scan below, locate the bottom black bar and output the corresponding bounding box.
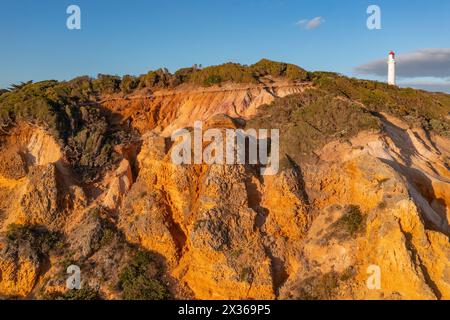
[0,300,446,319]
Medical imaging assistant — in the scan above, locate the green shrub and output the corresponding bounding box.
[62,287,100,300]
[297,272,340,300]
[43,287,100,300]
[63,105,126,182]
[203,75,223,86]
[59,256,78,272]
[0,81,64,133]
[251,59,286,77]
[189,62,256,86]
[239,267,254,283]
[310,72,450,137]
[65,76,94,101]
[250,59,308,81]
[138,69,173,89]
[92,74,121,94]
[248,71,449,172]
[8,81,33,92]
[285,63,309,80]
[6,224,62,253]
[331,205,366,239]
[186,59,308,87]
[174,67,197,83]
[99,228,115,247]
[120,75,139,94]
[247,89,380,168]
[296,268,356,300]
[0,79,128,181]
[117,251,169,300]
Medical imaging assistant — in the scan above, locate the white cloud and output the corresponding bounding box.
[354,48,450,78]
[398,80,450,93]
[296,17,325,30]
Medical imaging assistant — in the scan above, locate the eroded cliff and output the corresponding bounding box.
[0,66,449,300]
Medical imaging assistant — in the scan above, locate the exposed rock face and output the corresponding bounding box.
[101,82,309,136]
[20,164,60,226]
[102,159,133,211]
[67,208,106,260]
[0,80,449,300]
[119,135,281,299]
[116,106,449,300]
[0,238,41,297]
[280,153,449,300]
[0,147,27,180]
[183,164,274,300]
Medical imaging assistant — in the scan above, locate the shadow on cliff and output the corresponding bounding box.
[374,114,449,236]
[381,158,449,236]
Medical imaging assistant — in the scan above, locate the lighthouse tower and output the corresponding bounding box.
[388,51,396,85]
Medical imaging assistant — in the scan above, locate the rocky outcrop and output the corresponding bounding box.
[117,124,311,299]
[183,164,274,300]
[0,238,41,297]
[0,125,65,231]
[102,159,133,211]
[116,108,450,300]
[280,125,450,300]
[101,82,309,136]
[20,164,60,226]
[67,208,106,260]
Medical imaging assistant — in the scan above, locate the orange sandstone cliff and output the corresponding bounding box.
[0,68,449,300]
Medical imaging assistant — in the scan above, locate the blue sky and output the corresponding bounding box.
[1,0,449,91]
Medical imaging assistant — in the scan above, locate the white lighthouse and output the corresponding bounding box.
[388,51,396,85]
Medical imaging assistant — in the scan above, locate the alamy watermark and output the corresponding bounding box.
[171,121,280,176]
[367,5,382,30]
[366,265,381,290]
[66,5,81,30]
[66,264,81,290]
